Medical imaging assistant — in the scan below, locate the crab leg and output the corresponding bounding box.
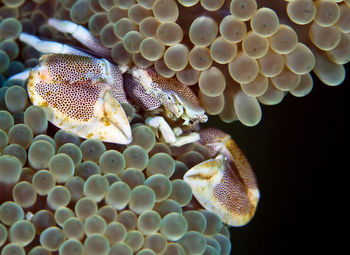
[19,33,92,57]
[47,18,111,59]
[146,116,176,144]
[184,128,260,226]
[145,116,200,146]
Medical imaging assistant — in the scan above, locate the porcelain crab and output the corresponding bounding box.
[9,19,259,226]
[13,19,207,146]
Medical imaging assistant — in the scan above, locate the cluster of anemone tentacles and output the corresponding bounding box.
[2,0,349,126]
[1,96,230,254]
[36,0,350,125]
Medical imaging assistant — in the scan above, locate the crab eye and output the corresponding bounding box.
[165,94,175,103]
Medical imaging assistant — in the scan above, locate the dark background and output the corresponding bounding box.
[206,71,347,254]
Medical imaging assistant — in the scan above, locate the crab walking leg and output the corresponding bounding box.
[146,116,176,144]
[145,116,200,146]
[48,18,111,59]
[173,132,200,147]
[19,33,92,57]
[184,128,260,226]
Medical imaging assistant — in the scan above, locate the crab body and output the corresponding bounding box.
[26,51,207,145]
[8,18,259,227]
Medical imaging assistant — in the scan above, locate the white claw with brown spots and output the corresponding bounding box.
[27,54,132,144]
[184,128,260,226]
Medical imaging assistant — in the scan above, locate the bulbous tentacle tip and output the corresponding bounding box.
[184,127,260,226]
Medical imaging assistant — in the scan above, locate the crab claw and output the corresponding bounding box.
[27,62,132,144]
[184,128,259,226]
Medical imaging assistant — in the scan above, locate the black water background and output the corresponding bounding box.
[204,71,348,255]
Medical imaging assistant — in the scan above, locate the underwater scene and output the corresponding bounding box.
[0,0,348,254]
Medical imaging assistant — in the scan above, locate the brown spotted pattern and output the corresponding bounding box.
[85,34,112,59]
[123,72,162,111]
[198,128,227,156]
[45,54,103,83]
[110,65,128,104]
[224,139,258,190]
[199,128,258,215]
[213,157,253,215]
[145,68,204,114]
[35,80,102,121]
